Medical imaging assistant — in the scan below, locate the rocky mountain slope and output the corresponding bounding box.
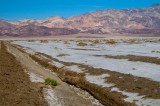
[0,20,79,37]
[1,4,160,37]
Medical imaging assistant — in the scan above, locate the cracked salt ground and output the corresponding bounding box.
[27,72,44,82]
[85,74,115,88]
[12,40,160,106]
[43,88,62,106]
[85,74,160,106]
[64,65,85,73]
[111,88,160,106]
[13,41,160,82]
[13,41,160,58]
[48,61,64,68]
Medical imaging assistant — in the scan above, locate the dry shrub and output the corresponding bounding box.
[77,42,87,46]
[64,41,70,44]
[144,39,159,43]
[128,39,138,44]
[93,40,100,44]
[40,40,48,43]
[51,40,57,42]
[69,40,74,42]
[28,40,35,42]
[106,39,116,44]
[76,40,82,43]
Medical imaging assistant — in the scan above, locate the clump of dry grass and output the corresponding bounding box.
[127,39,138,44]
[77,42,88,46]
[144,39,158,43]
[28,40,35,42]
[51,40,57,42]
[64,41,70,44]
[106,39,116,44]
[93,40,100,44]
[40,40,48,43]
[144,39,160,43]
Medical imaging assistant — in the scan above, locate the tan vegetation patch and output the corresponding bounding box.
[92,40,100,44]
[144,39,160,43]
[77,42,88,46]
[64,41,70,44]
[40,40,48,43]
[127,39,139,44]
[28,40,35,42]
[106,39,116,44]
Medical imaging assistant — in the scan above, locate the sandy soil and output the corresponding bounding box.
[0,42,47,106]
[4,41,102,106]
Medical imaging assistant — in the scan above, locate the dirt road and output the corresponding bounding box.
[4,41,102,106]
[0,41,47,106]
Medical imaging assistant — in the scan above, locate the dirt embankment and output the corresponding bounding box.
[6,42,103,106]
[0,42,47,106]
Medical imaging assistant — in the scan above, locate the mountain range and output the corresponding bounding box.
[0,4,160,37]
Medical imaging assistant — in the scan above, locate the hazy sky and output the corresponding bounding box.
[0,0,160,20]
